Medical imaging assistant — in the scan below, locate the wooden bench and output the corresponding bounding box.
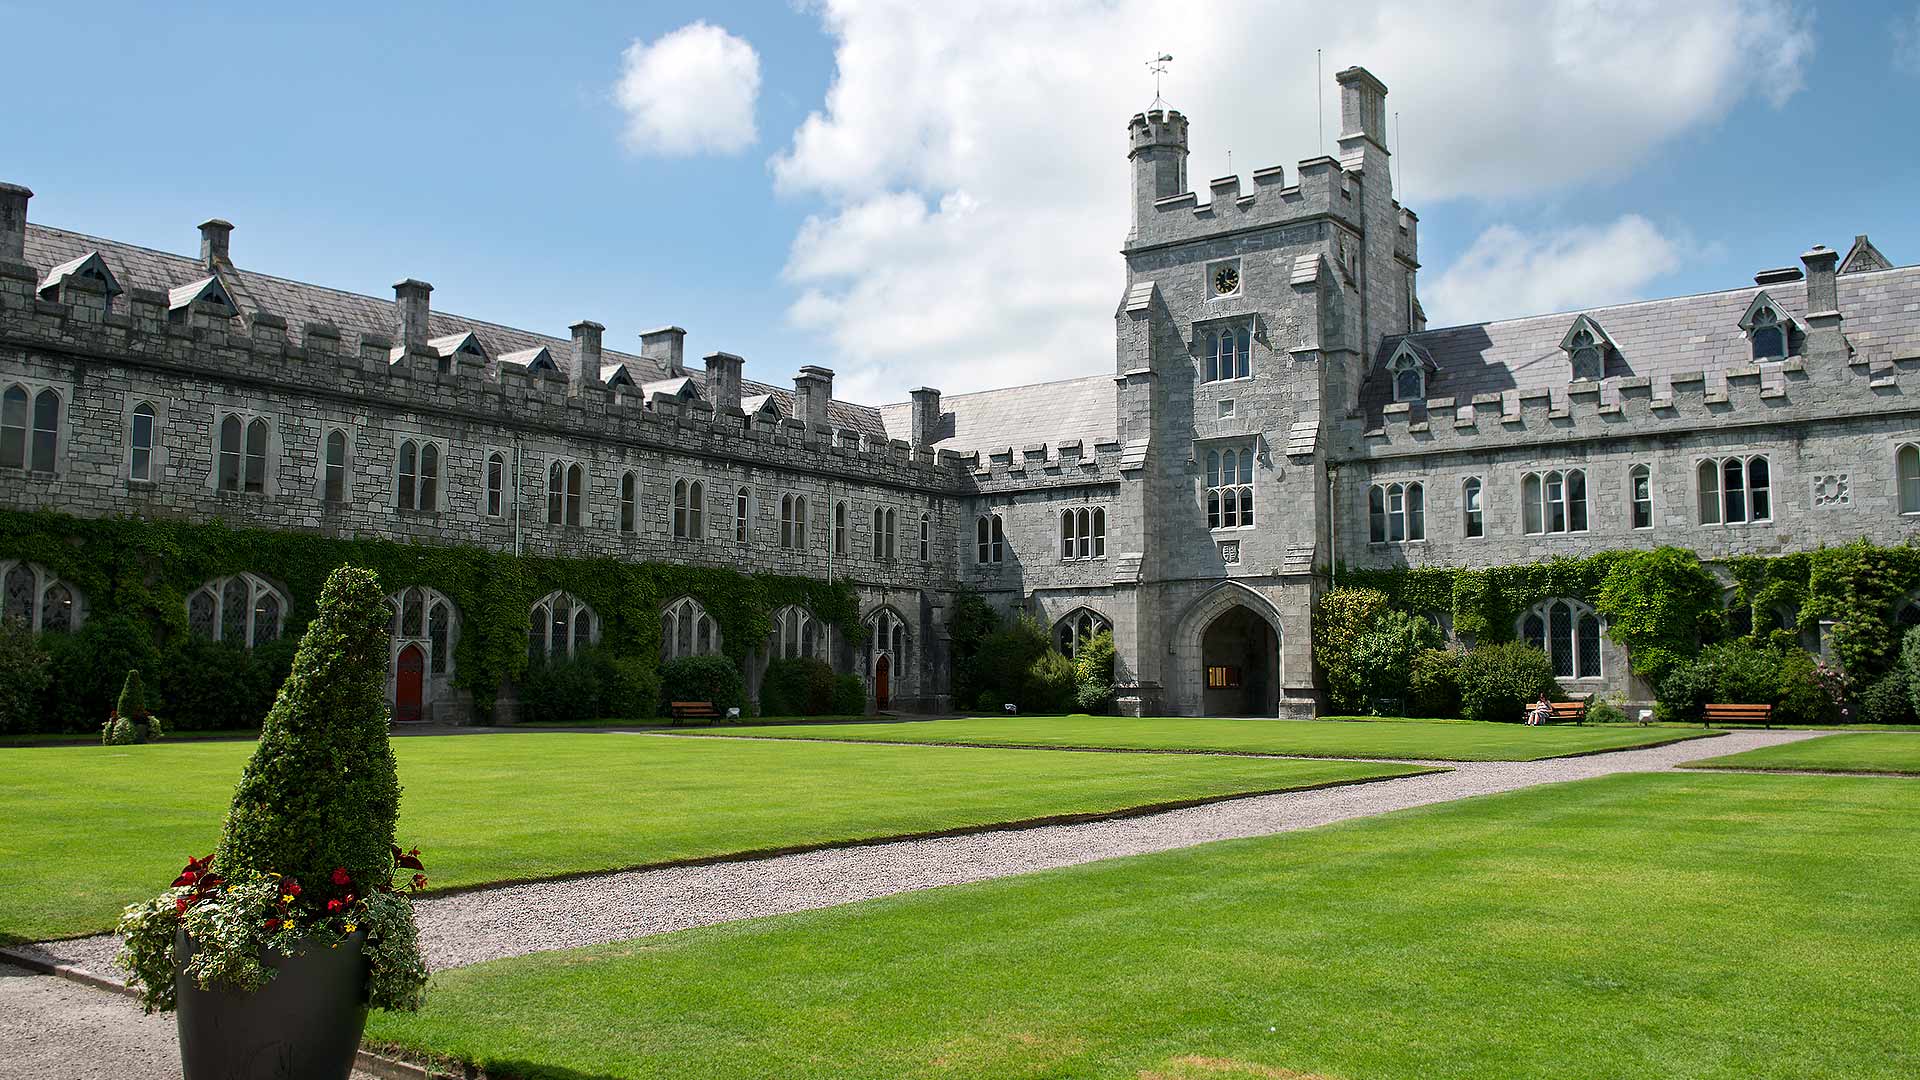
[669,701,721,722]
[1704,703,1773,729]
[1522,700,1588,724]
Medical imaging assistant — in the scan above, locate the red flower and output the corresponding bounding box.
[411,873,427,891]
[284,880,301,897]
[174,898,189,914]
[179,870,198,885]
[264,918,281,931]
[330,867,351,887]
[326,898,343,913]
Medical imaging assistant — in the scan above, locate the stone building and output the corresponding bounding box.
[2,65,1917,719]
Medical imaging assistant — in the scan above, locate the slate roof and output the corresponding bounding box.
[18,223,888,435]
[1361,261,1920,422]
[876,373,1116,455]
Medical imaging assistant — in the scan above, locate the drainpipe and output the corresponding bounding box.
[1326,463,1338,585]
[512,438,523,557]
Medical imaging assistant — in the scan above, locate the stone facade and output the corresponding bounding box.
[3,66,1918,719]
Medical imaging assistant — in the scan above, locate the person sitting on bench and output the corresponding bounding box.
[1527,693,1551,727]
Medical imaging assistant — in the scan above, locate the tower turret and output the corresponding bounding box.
[1128,109,1188,240]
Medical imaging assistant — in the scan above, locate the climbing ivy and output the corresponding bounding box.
[1339,541,1920,684]
[0,508,862,722]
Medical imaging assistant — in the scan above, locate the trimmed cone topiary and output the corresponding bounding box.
[215,566,400,890]
[116,566,428,1014]
[103,669,164,745]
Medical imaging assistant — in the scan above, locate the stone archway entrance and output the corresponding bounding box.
[1200,606,1280,717]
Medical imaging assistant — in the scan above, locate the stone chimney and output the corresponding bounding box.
[198,219,233,268]
[0,183,32,269]
[705,351,743,413]
[1336,66,1390,149]
[392,279,433,348]
[569,320,604,391]
[1800,244,1845,364]
[639,326,686,376]
[909,387,942,448]
[793,365,834,427]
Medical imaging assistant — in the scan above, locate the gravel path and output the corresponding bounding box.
[15,727,1824,982]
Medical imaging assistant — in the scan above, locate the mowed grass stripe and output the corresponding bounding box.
[0,733,1424,943]
[675,714,1717,761]
[368,772,1920,1080]
[1684,731,1920,775]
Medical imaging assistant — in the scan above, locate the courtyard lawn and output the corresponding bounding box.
[368,772,1920,1080]
[676,714,1717,761]
[0,733,1424,944]
[1684,731,1920,775]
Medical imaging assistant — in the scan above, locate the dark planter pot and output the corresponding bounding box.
[175,928,368,1080]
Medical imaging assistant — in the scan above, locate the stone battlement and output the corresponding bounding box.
[0,266,969,492]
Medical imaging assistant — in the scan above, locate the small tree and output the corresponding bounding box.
[215,566,401,896]
[0,617,51,734]
[103,668,164,745]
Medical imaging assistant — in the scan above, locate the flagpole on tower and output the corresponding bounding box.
[1146,53,1173,110]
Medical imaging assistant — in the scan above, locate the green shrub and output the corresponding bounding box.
[1075,679,1113,714]
[0,617,50,734]
[1857,671,1915,725]
[1593,547,1724,684]
[1458,642,1559,723]
[947,591,1002,709]
[1408,648,1463,719]
[1346,611,1442,716]
[970,616,1056,709]
[1710,638,1782,707]
[830,674,867,716]
[602,654,660,722]
[153,636,292,731]
[1585,696,1629,725]
[40,615,160,733]
[1313,587,1393,714]
[102,669,164,745]
[1021,650,1079,714]
[1775,648,1844,726]
[518,650,612,724]
[1905,627,1920,720]
[659,654,745,717]
[1074,630,1116,686]
[1654,655,1716,724]
[215,566,401,893]
[760,656,838,717]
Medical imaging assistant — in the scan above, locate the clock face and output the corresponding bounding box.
[1213,265,1239,295]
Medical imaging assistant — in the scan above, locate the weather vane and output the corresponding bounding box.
[1146,53,1173,109]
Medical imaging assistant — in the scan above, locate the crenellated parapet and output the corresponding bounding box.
[960,438,1129,495]
[1348,353,1920,463]
[0,269,969,493]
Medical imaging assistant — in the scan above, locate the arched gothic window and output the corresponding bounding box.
[1,385,62,473]
[1629,464,1653,530]
[834,501,849,555]
[1059,507,1108,559]
[1518,599,1603,680]
[1055,609,1112,659]
[484,451,506,518]
[781,494,809,550]
[0,384,26,470]
[660,596,720,661]
[1568,329,1604,381]
[395,439,440,511]
[976,514,1005,564]
[1206,448,1256,529]
[215,413,264,492]
[872,507,896,560]
[1696,456,1771,525]
[1368,482,1425,542]
[673,479,705,540]
[735,487,751,543]
[1389,351,1424,402]
[185,573,285,648]
[129,402,156,483]
[1520,469,1587,535]
[1202,324,1253,383]
[529,591,599,660]
[619,471,638,534]
[1462,477,1484,538]
[770,605,823,661]
[243,417,268,493]
[1,560,84,635]
[390,586,458,677]
[324,430,349,503]
[865,607,909,673]
[919,511,931,562]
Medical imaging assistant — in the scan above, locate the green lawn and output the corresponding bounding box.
[0,733,1424,943]
[1685,731,1920,775]
[369,772,1920,1080]
[674,714,1716,761]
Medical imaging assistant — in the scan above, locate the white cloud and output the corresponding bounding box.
[1897,5,1920,74]
[616,22,761,156]
[1423,216,1683,327]
[775,0,1813,403]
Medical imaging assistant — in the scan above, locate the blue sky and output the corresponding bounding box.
[3,1,1917,405]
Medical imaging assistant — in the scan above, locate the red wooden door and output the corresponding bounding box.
[875,654,891,710]
[395,644,425,723]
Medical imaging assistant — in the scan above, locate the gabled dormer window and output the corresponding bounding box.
[1383,341,1433,403]
[38,252,123,302]
[1739,292,1792,361]
[167,276,238,318]
[1557,315,1615,382]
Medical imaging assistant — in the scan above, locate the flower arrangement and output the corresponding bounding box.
[101,668,164,745]
[118,846,429,1012]
[114,566,430,1016]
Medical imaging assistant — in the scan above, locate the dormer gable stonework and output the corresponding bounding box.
[1558,315,1618,383]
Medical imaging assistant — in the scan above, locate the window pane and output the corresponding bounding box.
[130,407,154,482]
[1522,613,1544,651]
[1208,491,1221,530]
[244,419,267,493]
[1697,461,1720,524]
[1902,447,1920,514]
[1546,473,1566,533]
[1061,511,1074,558]
[30,390,59,472]
[188,589,217,639]
[1723,458,1746,524]
[1093,508,1105,557]
[397,441,417,509]
[574,608,592,652]
[486,453,503,516]
[1206,451,1220,487]
[1408,483,1425,541]
[553,463,568,525]
[419,443,439,511]
[429,602,449,675]
[1567,471,1587,532]
[253,593,280,647]
[218,415,241,490]
[530,606,547,660]
[1236,328,1251,378]
[1549,602,1573,679]
[40,582,73,634]
[566,464,583,525]
[1387,486,1404,542]
[1522,475,1543,534]
[1631,468,1651,529]
[1204,333,1218,383]
[1578,612,1601,678]
[551,603,569,658]
[1748,457,1770,521]
[1464,479,1483,538]
[222,578,248,643]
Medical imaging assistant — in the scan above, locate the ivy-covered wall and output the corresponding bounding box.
[1337,541,1920,684]
[0,508,864,723]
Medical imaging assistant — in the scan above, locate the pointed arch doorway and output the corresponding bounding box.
[395,643,425,724]
[874,654,892,710]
